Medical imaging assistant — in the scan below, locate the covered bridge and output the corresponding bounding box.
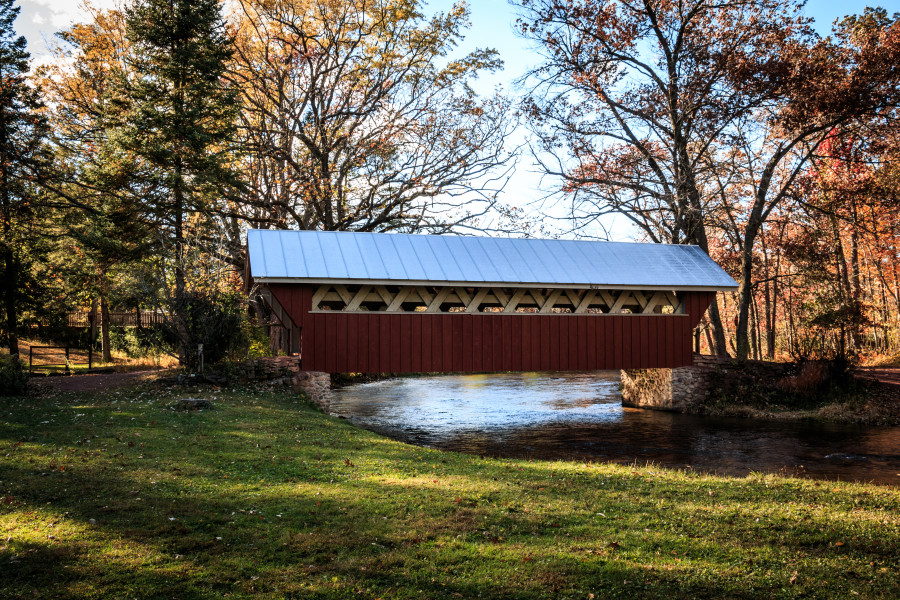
[246,229,737,374]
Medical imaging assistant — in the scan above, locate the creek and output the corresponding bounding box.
[329,372,900,485]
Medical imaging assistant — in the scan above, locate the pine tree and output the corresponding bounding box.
[114,0,240,365]
[0,0,47,356]
[42,11,155,363]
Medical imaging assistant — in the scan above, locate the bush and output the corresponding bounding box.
[246,325,272,359]
[0,352,29,396]
[167,291,250,371]
[778,357,853,394]
[109,324,176,359]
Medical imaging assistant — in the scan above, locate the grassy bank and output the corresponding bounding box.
[1,385,899,599]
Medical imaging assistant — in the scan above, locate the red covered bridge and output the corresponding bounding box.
[247,230,737,374]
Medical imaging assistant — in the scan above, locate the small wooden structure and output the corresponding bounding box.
[247,230,737,373]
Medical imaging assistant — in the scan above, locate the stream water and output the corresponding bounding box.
[328,372,900,485]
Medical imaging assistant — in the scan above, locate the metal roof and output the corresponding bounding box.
[247,229,738,291]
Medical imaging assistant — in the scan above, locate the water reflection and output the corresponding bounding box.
[329,372,900,485]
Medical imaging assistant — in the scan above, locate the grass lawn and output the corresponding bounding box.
[1,385,899,599]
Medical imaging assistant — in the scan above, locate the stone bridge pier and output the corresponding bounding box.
[620,354,798,411]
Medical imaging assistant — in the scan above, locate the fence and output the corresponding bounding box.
[29,346,93,373]
[66,310,169,328]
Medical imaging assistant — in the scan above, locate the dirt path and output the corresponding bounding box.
[33,370,167,393]
[855,367,900,387]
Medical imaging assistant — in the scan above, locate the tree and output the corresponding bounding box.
[228,0,517,243]
[113,0,242,365]
[0,0,47,356]
[40,7,151,363]
[721,9,900,360]
[516,0,810,356]
[517,0,900,359]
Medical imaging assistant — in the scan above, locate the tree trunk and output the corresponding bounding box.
[734,222,761,361]
[173,157,189,366]
[750,294,761,360]
[686,212,729,356]
[2,246,18,356]
[787,272,796,356]
[761,234,774,359]
[829,214,853,353]
[90,297,99,349]
[848,200,863,351]
[770,227,785,359]
[100,274,112,363]
[720,291,734,355]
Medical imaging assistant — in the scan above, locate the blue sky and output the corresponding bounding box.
[15,0,900,238]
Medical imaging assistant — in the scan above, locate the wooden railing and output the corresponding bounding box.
[29,345,93,373]
[66,311,169,328]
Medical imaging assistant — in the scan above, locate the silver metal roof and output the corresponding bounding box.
[247,229,738,290]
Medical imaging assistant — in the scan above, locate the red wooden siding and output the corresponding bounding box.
[269,285,715,374]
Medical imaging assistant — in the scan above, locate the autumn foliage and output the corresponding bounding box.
[518,0,900,361]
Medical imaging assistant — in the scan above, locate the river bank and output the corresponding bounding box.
[682,377,900,426]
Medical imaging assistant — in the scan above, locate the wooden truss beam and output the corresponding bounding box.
[309,284,683,315]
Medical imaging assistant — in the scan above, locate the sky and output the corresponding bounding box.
[13,0,900,239]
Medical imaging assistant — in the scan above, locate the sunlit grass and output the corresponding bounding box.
[1,385,899,599]
[18,338,178,374]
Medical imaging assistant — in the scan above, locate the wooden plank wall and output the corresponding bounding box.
[269,284,715,373]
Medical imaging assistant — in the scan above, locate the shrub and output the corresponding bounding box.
[0,352,29,396]
[166,291,250,371]
[246,324,272,359]
[109,324,176,359]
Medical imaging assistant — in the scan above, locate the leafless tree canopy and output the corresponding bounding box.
[230,0,518,235]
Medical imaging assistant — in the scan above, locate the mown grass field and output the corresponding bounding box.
[1,384,899,599]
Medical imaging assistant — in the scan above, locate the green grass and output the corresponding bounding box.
[1,385,899,599]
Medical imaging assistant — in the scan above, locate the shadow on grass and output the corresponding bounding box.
[1,387,899,599]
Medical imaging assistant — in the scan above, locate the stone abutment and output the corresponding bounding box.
[621,354,797,412]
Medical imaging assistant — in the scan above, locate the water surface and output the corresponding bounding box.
[329,372,900,485]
